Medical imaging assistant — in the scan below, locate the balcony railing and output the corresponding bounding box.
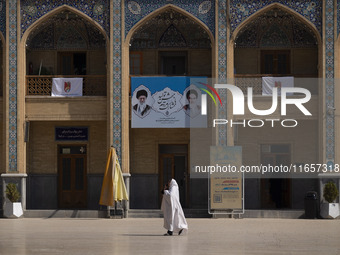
[26,75,107,96]
[234,74,319,95]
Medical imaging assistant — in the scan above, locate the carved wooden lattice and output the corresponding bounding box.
[27,76,52,95]
[234,76,263,94]
[26,75,106,96]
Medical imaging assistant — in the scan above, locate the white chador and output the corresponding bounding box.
[161,179,188,234]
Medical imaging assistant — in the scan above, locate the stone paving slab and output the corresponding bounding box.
[0,218,339,255]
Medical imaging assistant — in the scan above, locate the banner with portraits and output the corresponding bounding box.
[131,76,207,128]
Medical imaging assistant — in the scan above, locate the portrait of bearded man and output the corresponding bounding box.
[183,89,201,118]
[133,89,152,117]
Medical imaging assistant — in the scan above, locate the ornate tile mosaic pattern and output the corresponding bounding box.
[113,0,122,159]
[130,10,211,49]
[124,0,215,37]
[218,0,227,145]
[9,0,17,171]
[26,16,106,50]
[235,8,318,48]
[0,0,5,37]
[230,0,322,35]
[20,0,110,37]
[325,0,335,165]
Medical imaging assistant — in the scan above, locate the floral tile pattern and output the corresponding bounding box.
[0,0,5,38]
[113,0,122,159]
[124,0,215,37]
[26,16,106,50]
[8,0,17,171]
[130,10,211,49]
[235,8,318,48]
[20,0,110,37]
[325,0,335,166]
[218,0,227,145]
[230,0,322,35]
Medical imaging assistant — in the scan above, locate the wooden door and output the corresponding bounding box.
[58,145,87,208]
[261,151,291,209]
[159,147,188,207]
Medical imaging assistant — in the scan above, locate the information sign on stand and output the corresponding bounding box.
[209,146,244,215]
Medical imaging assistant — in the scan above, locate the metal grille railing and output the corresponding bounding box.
[26,75,107,96]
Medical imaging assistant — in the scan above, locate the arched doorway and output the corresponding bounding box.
[23,8,109,210]
[233,6,320,209]
[126,7,213,209]
[234,7,319,79]
[25,9,107,96]
[128,9,212,76]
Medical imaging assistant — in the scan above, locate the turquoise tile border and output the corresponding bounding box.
[8,0,17,171]
[218,0,227,145]
[325,0,335,167]
[0,0,5,37]
[112,0,122,158]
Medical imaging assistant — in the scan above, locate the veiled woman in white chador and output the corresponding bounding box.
[161,179,188,236]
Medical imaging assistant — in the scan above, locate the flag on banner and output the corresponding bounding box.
[262,76,294,95]
[52,78,83,97]
[99,147,129,206]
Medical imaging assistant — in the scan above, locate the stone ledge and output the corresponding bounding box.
[23,210,107,218]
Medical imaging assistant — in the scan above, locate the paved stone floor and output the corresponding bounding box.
[0,218,339,255]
